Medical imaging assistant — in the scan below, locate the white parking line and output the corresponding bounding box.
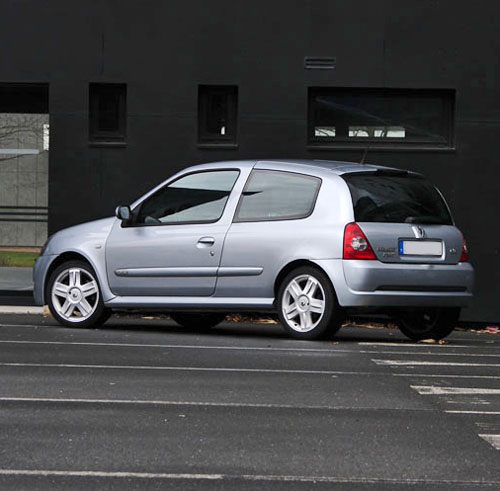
[0,338,498,359]
[0,339,343,353]
[0,469,495,485]
[0,362,339,376]
[446,410,500,415]
[411,386,500,395]
[0,335,342,354]
[8,362,500,380]
[0,396,434,412]
[394,373,500,380]
[359,342,472,348]
[478,434,500,450]
[373,359,500,367]
[365,351,500,358]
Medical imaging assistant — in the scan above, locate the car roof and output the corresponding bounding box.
[191,159,406,177]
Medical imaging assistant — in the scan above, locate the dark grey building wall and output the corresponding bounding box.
[0,0,498,321]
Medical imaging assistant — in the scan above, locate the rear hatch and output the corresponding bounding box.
[342,170,463,265]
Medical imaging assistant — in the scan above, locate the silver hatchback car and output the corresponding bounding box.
[34,159,474,340]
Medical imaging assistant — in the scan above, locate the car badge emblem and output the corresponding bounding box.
[412,225,426,239]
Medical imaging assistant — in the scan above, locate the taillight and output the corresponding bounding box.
[343,222,376,260]
[459,232,468,262]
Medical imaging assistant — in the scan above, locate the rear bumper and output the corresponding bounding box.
[315,259,474,308]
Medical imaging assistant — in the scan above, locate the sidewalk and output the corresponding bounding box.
[0,267,36,309]
[0,266,33,291]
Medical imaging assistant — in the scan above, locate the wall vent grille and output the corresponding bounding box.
[304,56,336,70]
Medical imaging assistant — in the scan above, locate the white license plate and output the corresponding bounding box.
[399,240,443,256]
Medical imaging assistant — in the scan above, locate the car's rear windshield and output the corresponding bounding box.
[342,171,453,225]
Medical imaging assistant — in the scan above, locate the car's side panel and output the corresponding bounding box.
[105,166,253,297]
[215,174,353,298]
[34,217,117,304]
[105,221,228,296]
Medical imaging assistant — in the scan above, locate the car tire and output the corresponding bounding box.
[396,307,460,341]
[47,260,111,328]
[277,266,343,340]
[170,312,227,331]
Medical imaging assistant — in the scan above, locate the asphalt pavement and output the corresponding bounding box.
[0,314,498,490]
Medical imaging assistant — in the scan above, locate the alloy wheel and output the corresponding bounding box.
[281,274,326,332]
[51,267,100,322]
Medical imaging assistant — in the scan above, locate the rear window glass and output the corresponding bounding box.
[343,172,452,225]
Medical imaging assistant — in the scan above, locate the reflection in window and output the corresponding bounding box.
[308,88,454,147]
[137,170,239,225]
[235,170,321,222]
[198,86,238,144]
[314,126,336,137]
[348,126,406,138]
[343,173,452,225]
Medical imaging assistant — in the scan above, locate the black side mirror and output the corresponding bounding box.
[115,205,131,222]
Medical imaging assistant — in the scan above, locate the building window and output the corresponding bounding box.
[308,88,455,149]
[89,83,126,144]
[198,85,237,146]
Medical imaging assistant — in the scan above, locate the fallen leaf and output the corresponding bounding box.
[420,338,437,344]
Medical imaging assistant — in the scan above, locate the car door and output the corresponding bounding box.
[216,168,323,299]
[106,169,240,297]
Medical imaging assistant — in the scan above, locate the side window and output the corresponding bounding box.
[135,170,239,225]
[234,170,321,222]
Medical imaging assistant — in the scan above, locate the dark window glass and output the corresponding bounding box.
[235,170,321,222]
[89,83,126,143]
[198,85,237,144]
[343,172,452,225]
[136,170,239,225]
[308,88,455,147]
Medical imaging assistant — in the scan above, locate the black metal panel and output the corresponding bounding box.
[0,0,499,321]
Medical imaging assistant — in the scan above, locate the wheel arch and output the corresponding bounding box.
[273,259,338,301]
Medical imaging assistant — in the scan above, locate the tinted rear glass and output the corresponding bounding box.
[234,170,321,222]
[343,172,453,225]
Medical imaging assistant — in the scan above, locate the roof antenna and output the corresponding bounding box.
[360,145,369,164]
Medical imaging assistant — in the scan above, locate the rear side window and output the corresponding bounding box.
[234,170,321,222]
[343,172,452,225]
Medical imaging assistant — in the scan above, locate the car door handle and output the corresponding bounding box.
[197,236,215,247]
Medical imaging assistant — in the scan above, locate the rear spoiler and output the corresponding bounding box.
[342,168,415,178]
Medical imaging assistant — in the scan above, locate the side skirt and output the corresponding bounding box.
[104,296,275,312]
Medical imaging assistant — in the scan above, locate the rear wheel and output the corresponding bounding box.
[47,260,111,328]
[277,266,343,340]
[396,307,460,341]
[170,312,226,331]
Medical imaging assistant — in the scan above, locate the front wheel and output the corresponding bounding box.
[47,260,111,328]
[396,307,460,341]
[277,266,343,340]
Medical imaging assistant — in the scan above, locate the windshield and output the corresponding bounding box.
[343,172,453,225]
